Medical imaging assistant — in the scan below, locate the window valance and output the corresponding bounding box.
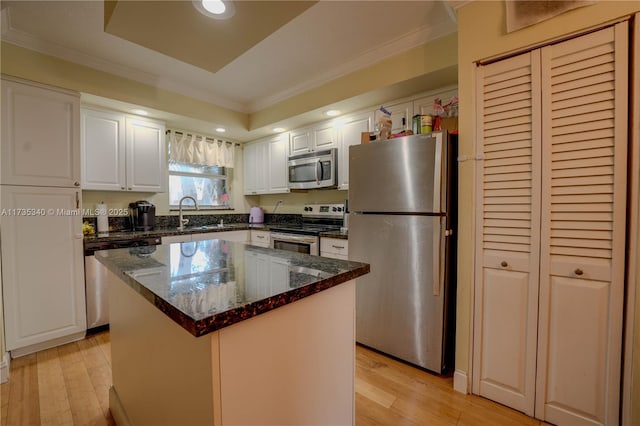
[167,129,236,168]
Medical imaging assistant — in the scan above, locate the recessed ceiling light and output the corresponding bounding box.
[273,127,285,132]
[325,110,341,117]
[216,127,226,133]
[131,109,148,116]
[193,0,235,20]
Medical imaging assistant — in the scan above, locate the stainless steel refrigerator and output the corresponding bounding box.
[349,131,457,373]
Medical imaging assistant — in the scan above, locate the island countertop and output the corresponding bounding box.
[95,239,369,337]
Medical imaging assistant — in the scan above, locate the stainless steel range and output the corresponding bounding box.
[269,203,345,255]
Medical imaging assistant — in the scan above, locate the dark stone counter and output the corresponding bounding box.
[95,240,368,337]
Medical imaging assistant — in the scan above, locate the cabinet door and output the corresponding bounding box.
[1,78,81,187]
[337,111,373,190]
[1,185,86,354]
[289,128,312,155]
[385,101,412,134]
[81,108,126,190]
[473,50,541,416]
[313,123,337,151]
[536,23,627,426]
[267,133,290,193]
[126,117,166,192]
[244,141,267,194]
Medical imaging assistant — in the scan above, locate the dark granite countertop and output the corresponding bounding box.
[95,240,368,337]
[319,230,349,240]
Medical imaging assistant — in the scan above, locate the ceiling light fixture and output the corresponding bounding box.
[193,0,235,20]
[131,109,148,116]
[215,127,226,133]
[325,110,341,117]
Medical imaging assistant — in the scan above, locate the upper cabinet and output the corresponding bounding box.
[289,122,337,156]
[244,132,290,195]
[384,101,412,134]
[1,77,81,187]
[337,110,373,190]
[81,108,166,192]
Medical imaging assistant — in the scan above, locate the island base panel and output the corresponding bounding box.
[219,281,356,425]
[109,278,216,426]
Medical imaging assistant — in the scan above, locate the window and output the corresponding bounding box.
[169,161,232,210]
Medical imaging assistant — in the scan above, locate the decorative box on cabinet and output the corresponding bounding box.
[81,107,166,192]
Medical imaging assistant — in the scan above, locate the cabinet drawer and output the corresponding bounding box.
[321,238,348,256]
[250,230,270,247]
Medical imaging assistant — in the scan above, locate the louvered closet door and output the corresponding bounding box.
[536,23,628,426]
[473,50,541,416]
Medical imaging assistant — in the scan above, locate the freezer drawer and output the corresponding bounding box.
[350,213,447,372]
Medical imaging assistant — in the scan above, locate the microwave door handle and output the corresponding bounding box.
[316,160,321,184]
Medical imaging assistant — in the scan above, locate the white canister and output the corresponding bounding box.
[96,203,109,235]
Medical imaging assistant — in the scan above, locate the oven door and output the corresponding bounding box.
[288,149,337,189]
[270,232,319,256]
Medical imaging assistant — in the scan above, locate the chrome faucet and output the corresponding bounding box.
[178,196,198,230]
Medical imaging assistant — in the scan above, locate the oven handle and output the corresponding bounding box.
[270,232,318,244]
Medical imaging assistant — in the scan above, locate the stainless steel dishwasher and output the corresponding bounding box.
[84,236,161,331]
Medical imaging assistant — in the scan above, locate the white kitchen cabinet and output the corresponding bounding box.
[289,123,337,155]
[1,77,81,188]
[384,101,412,134]
[337,111,373,190]
[126,117,166,192]
[1,185,86,357]
[473,23,628,425]
[243,133,289,195]
[81,108,126,191]
[163,231,249,244]
[249,230,270,248]
[191,230,248,242]
[81,108,166,192]
[320,237,348,260]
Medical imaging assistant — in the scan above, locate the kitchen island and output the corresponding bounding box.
[95,238,369,426]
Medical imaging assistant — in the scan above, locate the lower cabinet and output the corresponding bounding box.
[162,230,249,244]
[320,237,348,260]
[249,230,270,248]
[1,185,86,357]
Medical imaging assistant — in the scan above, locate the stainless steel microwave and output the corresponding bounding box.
[288,148,337,190]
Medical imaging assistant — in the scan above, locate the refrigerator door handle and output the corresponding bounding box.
[432,135,443,212]
[433,216,445,297]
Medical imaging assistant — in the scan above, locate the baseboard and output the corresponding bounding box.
[9,331,86,358]
[453,369,468,394]
[0,352,9,383]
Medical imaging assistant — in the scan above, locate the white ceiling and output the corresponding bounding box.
[1,1,458,141]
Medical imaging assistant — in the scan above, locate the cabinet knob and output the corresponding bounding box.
[74,181,80,187]
[500,261,508,268]
[574,268,584,276]
[121,186,125,190]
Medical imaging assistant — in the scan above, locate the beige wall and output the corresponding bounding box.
[456,0,640,418]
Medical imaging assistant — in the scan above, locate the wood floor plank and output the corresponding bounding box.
[77,336,115,424]
[5,354,40,426]
[3,331,546,426]
[36,347,74,425]
[57,342,110,426]
[1,379,10,426]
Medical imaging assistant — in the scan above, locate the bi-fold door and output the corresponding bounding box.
[473,22,628,426]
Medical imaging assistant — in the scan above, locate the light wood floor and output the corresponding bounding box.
[1,331,547,425]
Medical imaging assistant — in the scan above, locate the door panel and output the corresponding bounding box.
[350,213,446,372]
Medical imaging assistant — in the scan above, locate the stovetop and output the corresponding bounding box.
[269,203,345,236]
